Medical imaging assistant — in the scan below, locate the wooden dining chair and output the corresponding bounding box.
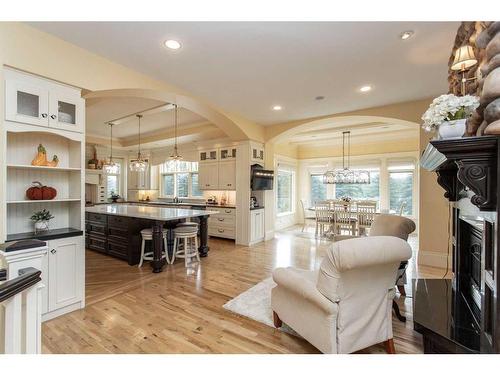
[333,201,357,236]
[356,200,377,236]
[315,201,332,237]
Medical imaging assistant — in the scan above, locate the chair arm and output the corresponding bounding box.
[272,267,337,314]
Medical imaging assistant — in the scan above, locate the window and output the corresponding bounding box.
[277,170,294,215]
[389,171,414,215]
[104,160,122,198]
[159,160,202,198]
[335,171,380,206]
[310,174,327,204]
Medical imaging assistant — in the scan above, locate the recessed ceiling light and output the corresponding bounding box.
[272,105,282,111]
[400,30,414,40]
[359,85,372,93]
[164,39,181,50]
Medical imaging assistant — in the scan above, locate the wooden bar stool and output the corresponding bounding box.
[139,228,169,267]
[171,225,200,267]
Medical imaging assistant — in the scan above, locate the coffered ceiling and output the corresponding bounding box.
[30,22,459,125]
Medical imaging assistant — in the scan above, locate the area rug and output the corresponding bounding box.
[223,277,300,336]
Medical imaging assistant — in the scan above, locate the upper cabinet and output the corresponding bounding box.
[5,69,84,133]
[199,149,218,162]
[250,142,265,163]
[128,159,158,190]
[219,147,237,161]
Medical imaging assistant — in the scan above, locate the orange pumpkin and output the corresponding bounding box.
[26,181,57,200]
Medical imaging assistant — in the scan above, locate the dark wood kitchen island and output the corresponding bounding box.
[85,204,218,272]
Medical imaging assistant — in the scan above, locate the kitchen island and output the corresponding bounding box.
[85,204,218,272]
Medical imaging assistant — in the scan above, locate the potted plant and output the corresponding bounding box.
[422,94,480,139]
[30,209,54,233]
[110,191,120,203]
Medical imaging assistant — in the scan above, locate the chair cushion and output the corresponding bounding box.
[173,226,198,235]
[140,228,168,235]
[368,214,416,240]
[177,222,198,227]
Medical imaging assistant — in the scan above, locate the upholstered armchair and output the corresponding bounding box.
[271,236,412,354]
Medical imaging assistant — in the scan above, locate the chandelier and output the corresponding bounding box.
[129,114,148,172]
[170,104,183,160]
[323,131,370,184]
[102,122,119,174]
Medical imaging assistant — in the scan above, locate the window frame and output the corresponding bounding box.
[158,160,202,199]
[388,168,415,216]
[310,172,327,205]
[276,168,295,216]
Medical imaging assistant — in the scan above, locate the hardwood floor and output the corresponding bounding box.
[42,228,445,354]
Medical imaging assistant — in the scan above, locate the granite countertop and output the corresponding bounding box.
[86,204,218,221]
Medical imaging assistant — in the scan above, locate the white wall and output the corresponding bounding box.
[274,154,300,230]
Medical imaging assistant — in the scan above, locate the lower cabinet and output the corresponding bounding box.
[208,207,236,240]
[41,235,85,321]
[250,209,265,244]
[47,236,85,313]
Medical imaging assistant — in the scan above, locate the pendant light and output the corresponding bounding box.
[323,131,370,184]
[169,104,182,160]
[102,122,119,174]
[129,114,148,172]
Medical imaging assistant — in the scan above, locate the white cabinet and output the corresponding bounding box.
[251,143,265,163]
[47,236,85,312]
[199,149,218,162]
[198,161,219,190]
[5,69,84,133]
[250,209,265,244]
[219,147,237,160]
[208,207,236,240]
[218,160,236,190]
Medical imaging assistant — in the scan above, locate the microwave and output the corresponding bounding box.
[251,165,274,190]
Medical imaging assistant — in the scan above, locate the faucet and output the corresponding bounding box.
[173,196,181,204]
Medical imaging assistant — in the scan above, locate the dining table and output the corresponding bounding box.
[85,204,218,273]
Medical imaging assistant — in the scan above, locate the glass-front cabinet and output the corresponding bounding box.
[4,68,84,133]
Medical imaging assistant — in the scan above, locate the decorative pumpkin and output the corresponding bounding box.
[26,181,57,200]
[31,144,59,167]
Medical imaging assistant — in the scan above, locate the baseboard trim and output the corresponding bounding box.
[265,230,274,241]
[418,250,452,269]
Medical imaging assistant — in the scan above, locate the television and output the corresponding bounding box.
[251,165,274,190]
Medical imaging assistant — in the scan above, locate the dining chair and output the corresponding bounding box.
[333,201,357,236]
[300,199,316,232]
[357,200,377,236]
[398,201,407,216]
[315,201,332,237]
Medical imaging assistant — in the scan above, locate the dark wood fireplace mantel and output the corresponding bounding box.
[431,136,498,211]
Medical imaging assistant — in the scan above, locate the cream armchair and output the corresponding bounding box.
[271,236,412,354]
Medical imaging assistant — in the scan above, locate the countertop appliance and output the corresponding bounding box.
[250,196,259,208]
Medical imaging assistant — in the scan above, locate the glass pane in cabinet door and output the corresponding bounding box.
[58,101,76,124]
[17,91,39,118]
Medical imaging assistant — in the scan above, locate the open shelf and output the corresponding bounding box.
[6,227,83,242]
[7,164,81,172]
[7,198,81,204]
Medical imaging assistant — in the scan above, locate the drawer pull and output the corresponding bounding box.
[225,209,232,213]
[218,229,225,233]
[218,218,225,221]
[50,249,56,254]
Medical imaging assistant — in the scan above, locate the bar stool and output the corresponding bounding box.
[171,225,200,267]
[177,221,198,228]
[138,228,169,267]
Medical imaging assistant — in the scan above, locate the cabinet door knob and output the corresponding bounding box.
[41,113,48,118]
[50,114,57,120]
[51,249,57,254]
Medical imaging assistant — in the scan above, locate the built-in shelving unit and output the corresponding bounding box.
[1,67,86,322]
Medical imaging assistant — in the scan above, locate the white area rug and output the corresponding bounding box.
[223,277,299,336]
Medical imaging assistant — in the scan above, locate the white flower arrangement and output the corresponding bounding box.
[421,94,480,132]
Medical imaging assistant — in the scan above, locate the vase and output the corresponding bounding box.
[34,220,49,233]
[438,119,466,139]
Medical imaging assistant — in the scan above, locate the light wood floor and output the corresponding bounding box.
[42,227,445,354]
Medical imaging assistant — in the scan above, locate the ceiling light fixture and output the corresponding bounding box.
[400,30,414,40]
[164,39,181,50]
[272,105,282,111]
[323,131,370,185]
[102,122,119,174]
[169,104,183,160]
[129,114,148,172]
[359,85,372,93]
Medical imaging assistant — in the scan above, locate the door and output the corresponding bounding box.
[199,162,219,190]
[48,236,84,311]
[251,210,265,242]
[218,160,236,190]
[5,75,49,127]
[48,87,85,133]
